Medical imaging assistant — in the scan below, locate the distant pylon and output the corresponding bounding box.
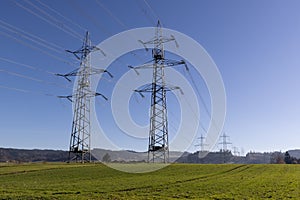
[129,21,187,163]
[56,31,112,163]
[219,132,231,152]
[233,146,240,156]
[195,134,208,152]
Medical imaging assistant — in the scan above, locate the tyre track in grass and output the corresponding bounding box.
[0,163,90,176]
[110,165,253,194]
[174,164,253,184]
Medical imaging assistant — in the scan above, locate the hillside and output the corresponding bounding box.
[289,149,300,159]
[1,147,299,164]
[0,148,69,162]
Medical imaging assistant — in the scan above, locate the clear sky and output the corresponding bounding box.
[1,0,300,154]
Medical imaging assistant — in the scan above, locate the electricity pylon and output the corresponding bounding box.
[129,21,187,163]
[233,146,240,156]
[219,132,232,163]
[219,132,231,152]
[57,31,112,163]
[195,134,208,152]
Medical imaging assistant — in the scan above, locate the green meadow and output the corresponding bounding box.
[0,163,299,199]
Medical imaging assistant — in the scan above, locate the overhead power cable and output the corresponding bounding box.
[0,68,71,89]
[23,0,83,39]
[134,0,156,26]
[0,19,64,51]
[15,1,82,40]
[143,0,162,25]
[0,19,78,63]
[0,23,62,54]
[0,84,55,97]
[36,0,87,32]
[94,0,127,29]
[68,0,111,36]
[0,30,76,66]
[0,56,55,75]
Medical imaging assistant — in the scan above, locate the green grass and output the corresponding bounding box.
[0,163,299,199]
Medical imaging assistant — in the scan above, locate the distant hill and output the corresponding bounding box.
[92,148,147,162]
[288,149,300,159]
[92,148,189,162]
[0,147,299,164]
[0,148,187,163]
[0,148,69,162]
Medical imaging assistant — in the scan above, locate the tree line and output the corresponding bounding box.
[270,151,300,164]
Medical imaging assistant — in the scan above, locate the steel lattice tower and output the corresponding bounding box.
[129,21,187,163]
[57,31,110,163]
[219,132,231,152]
[196,134,207,152]
[219,132,232,163]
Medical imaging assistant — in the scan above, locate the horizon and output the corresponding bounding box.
[1,146,299,155]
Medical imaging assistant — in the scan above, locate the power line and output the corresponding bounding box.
[0,23,62,54]
[23,0,83,39]
[0,19,78,63]
[94,0,127,30]
[68,0,111,36]
[0,84,29,93]
[15,1,82,40]
[143,0,162,24]
[0,84,55,97]
[93,1,146,64]
[0,56,55,75]
[0,19,64,51]
[0,57,72,90]
[178,93,208,134]
[0,30,75,66]
[36,0,87,32]
[185,70,211,120]
[134,0,156,26]
[184,67,223,142]
[0,68,71,89]
[1,69,43,82]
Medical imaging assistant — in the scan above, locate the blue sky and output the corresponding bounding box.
[1,0,300,154]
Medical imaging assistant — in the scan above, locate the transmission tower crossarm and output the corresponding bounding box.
[128,62,154,70]
[165,85,184,94]
[134,84,183,97]
[55,68,79,82]
[163,59,186,68]
[137,21,179,52]
[57,95,73,102]
[65,45,100,59]
[91,68,113,78]
[128,58,187,77]
[95,92,108,101]
[56,68,113,82]
[139,36,175,45]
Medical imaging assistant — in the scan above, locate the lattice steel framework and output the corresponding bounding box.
[219,132,232,163]
[219,132,231,152]
[129,21,187,163]
[57,31,110,163]
[196,134,207,152]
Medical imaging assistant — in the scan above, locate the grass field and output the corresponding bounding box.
[0,163,299,199]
